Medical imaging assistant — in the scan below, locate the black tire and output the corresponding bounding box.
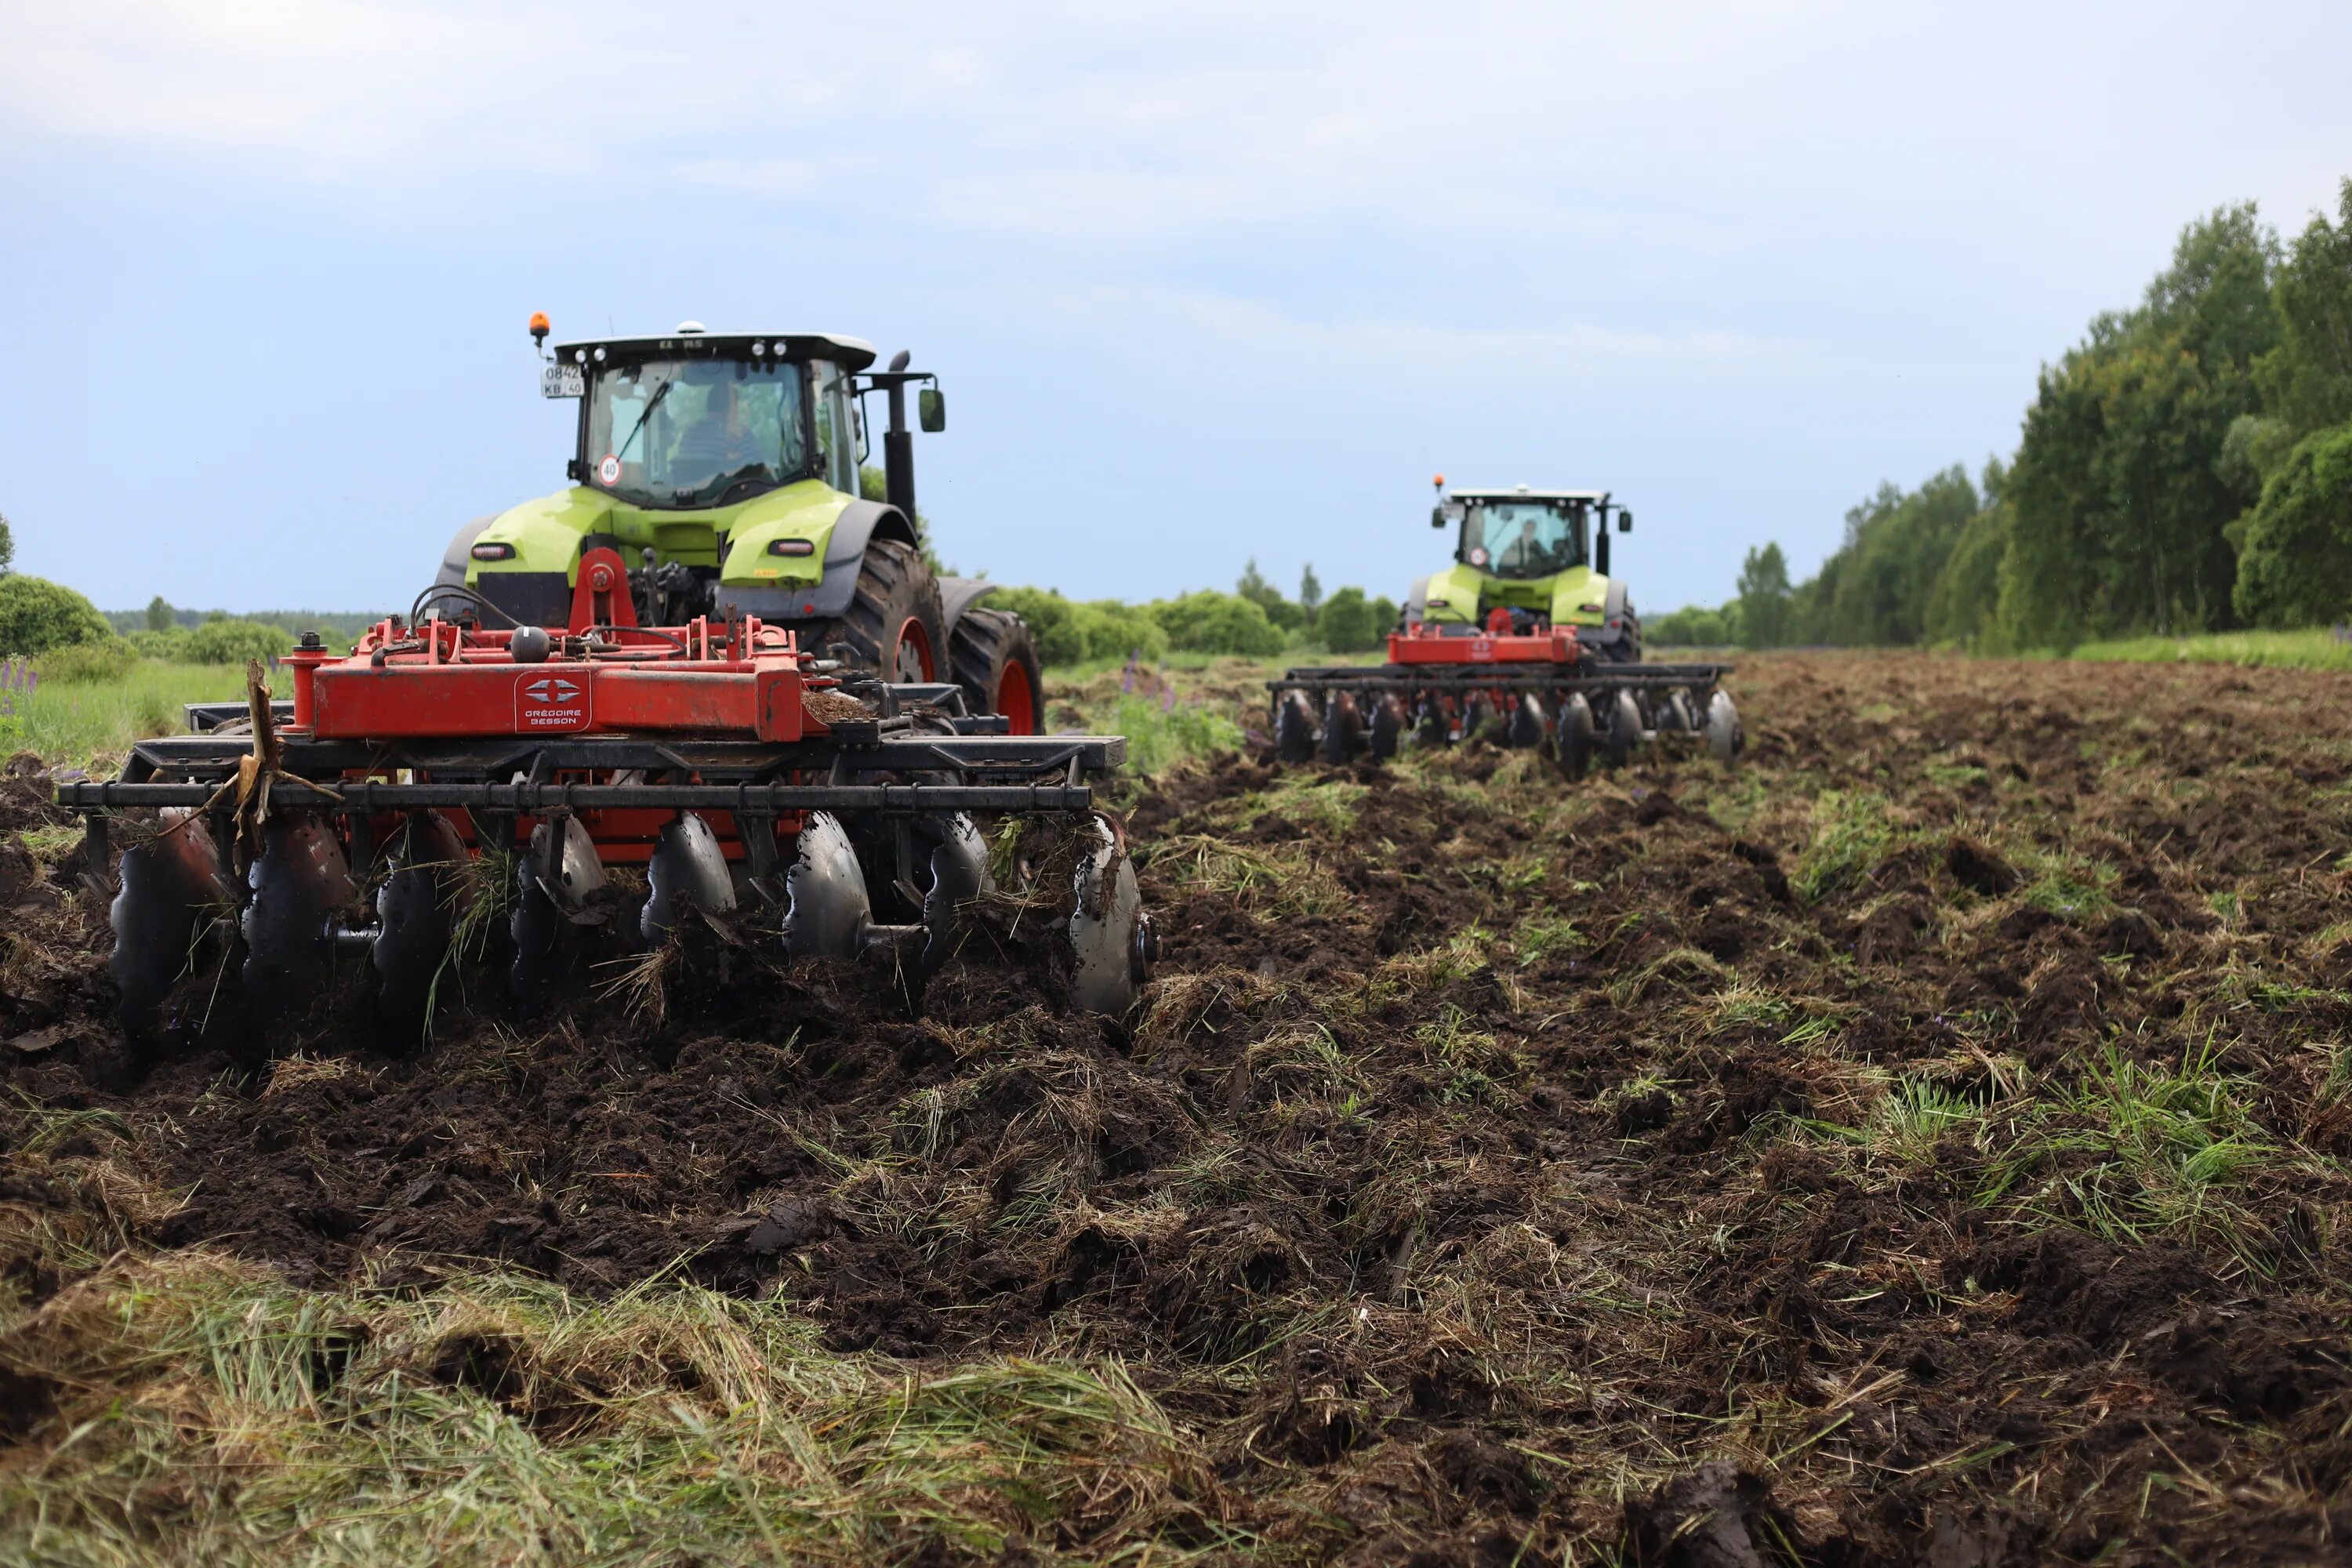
[806,539,946,682]
[949,606,1044,733]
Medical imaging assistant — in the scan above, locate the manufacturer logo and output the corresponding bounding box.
[1469,637,1495,661]
[516,673,590,731]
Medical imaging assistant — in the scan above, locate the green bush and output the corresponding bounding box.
[1314,587,1396,653]
[989,588,1168,667]
[0,575,111,656]
[2230,423,2352,626]
[37,637,140,684]
[1145,591,1285,657]
[185,617,295,666]
[126,627,193,660]
[1648,604,1732,646]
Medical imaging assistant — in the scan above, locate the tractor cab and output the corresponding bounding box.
[542,327,914,509]
[1410,481,1640,659]
[1436,487,1610,579]
[448,318,946,637]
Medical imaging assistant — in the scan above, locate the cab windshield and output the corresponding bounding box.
[585,358,810,508]
[1462,500,1588,577]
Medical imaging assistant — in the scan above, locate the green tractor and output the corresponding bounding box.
[428,315,1044,731]
[1408,479,1642,657]
[1269,477,1739,771]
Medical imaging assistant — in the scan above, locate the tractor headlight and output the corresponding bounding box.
[471,542,517,561]
[767,539,815,557]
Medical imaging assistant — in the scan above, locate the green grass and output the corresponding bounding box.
[1792,790,1904,903]
[0,1251,1221,1567]
[1098,693,1246,774]
[2061,627,2352,671]
[8,662,288,768]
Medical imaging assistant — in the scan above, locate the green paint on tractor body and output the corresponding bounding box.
[1418,561,1614,629]
[467,478,848,595]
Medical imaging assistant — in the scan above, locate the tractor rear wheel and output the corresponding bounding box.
[807,539,946,683]
[949,606,1045,733]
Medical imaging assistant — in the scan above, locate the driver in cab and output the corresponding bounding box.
[670,379,760,484]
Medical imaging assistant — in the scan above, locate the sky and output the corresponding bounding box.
[2,1,2348,616]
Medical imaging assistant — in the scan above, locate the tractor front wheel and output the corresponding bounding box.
[949,606,1045,733]
[808,539,946,683]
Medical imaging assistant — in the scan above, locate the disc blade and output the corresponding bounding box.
[241,812,355,1025]
[640,811,738,946]
[1707,690,1744,764]
[527,815,606,923]
[1275,692,1316,763]
[109,810,231,1036]
[1069,821,1145,1014]
[1318,694,1363,764]
[374,813,467,1044]
[510,877,564,1012]
[1508,694,1548,750]
[783,811,873,960]
[920,813,991,976]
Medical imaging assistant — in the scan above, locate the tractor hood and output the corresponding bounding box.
[467,479,852,590]
[1417,563,1615,628]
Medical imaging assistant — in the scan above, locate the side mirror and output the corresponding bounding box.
[1431,506,1446,528]
[1617,510,1633,532]
[918,387,946,433]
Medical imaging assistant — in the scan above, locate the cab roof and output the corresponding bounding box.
[549,331,879,372]
[1449,487,1611,504]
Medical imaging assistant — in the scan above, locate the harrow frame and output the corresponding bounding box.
[67,548,1154,1038]
[1269,629,1740,774]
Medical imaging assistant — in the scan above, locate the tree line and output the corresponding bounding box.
[994,560,1396,666]
[1653,179,2352,651]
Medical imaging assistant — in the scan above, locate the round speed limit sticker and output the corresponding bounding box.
[597,453,621,485]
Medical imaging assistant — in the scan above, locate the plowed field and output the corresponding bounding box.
[5,651,2352,1565]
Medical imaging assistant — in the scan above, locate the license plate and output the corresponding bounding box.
[541,364,585,398]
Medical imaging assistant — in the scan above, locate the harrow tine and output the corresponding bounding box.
[639,811,737,946]
[109,810,234,1037]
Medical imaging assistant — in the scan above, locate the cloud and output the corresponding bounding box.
[1007,280,1806,373]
